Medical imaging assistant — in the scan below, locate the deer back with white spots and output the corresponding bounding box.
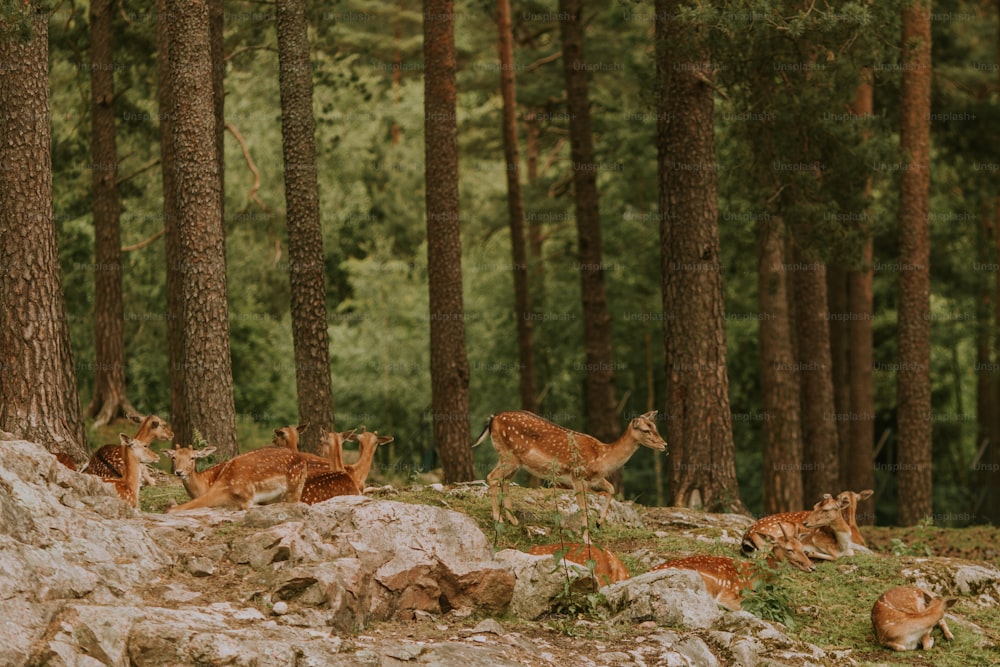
[474,410,666,526]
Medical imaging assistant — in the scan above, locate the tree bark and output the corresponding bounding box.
[497,0,537,414]
[656,0,744,513]
[276,0,336,454]
[896,0,933,525]
[758,218,803,514]
[827,263,850,477]
[424,0,473,482]
[165,0,239,458]
[847,80,876,525]
[0,4,88,460]
[158,0,188,445]
[789,242,840,503]
[86,0,136,426]
[558,0,618,445]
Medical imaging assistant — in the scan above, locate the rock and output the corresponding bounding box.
[675,636,719,667]
[603,569,723,630]
[271,601,288,615]
[493,548,596,620]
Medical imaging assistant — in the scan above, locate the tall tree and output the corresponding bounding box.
[496,0,537,414]
[827,264,851,469]
[790,244,840,503]
[158,0,187,445]
[896,0,933,525]
[758,219,804,514]
[656,0,744,513]
[0,3,88,460]
[276,0,336,454]
[424,0,473,482]
[165,0,239,458]
[558,0,618,445]
[86,0,135,426]
[846,79,876,525]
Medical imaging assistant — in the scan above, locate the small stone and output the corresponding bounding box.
[272,601,289,615]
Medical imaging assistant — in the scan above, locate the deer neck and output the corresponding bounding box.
[594,430,641,475]
[183,464,222,498]
[347,441,376,488]
[326,438,345,471]
[123,447,144,496]
[133,419,154,445]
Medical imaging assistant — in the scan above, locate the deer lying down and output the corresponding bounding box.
[100,433,162,508]
[474,410,666,527]
[163,444,221,499]
[742,493,871,561]
[654,523,815,611]
[528,543,630,585]
[82,413,174,486]
[273,424,357,473]
[166,447,307,512]
[872,586,955,651]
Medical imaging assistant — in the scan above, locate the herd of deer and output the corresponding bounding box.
[59,409,953,653]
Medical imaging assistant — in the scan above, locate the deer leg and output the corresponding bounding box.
[285,460,307,504]
[593,478,616,525]
[487,461,521,525]
[938,618,954,641]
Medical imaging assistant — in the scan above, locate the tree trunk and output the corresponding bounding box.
[86,0,135,427]
[497,0,537,414]
[0,4,88,460]
[158,0,188,445]
[210,0,224,236]
[789,242,840,503]
[896,0,933,526]
[276,0,336,454]
[656,0,744,513]
[424,0,473,482]
[558,0,618,446]
[758,218,803,514]
[165,0,239,458]
[827,263,850,478]
[847,79,876,525]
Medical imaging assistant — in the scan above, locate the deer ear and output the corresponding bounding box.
[859,489,874,501]
[127,413,143,424]
[196,447,217,458]
[119,433,131,444]
[341,429,357,441]
[377,435,394,445]
[273,428,283,437]
[642,410,658,420]
[297,423,311,432]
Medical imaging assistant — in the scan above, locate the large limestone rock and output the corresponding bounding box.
[493,548,597,619]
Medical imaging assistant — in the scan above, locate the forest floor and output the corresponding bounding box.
[134,472,1000,667]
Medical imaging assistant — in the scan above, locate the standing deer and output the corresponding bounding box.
[99,433,162,508]
[163,444,220,499]
[872,586,955,651]
[474,410,666,527]
[654,523,815,611]
[82,413,174,486]
[527,543,630,585]
[343,427,393,490]
[165,447,307,512]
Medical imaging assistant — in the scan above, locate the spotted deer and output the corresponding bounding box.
[474,410,666,527]
[298,429,371,504]
[83,413,174,486]
[654,523,815,611]
[165,447,307,512]
[872,586,955,651]
[163,444,221,499]
[274,424,357,473]
[528,543,630,585]
[99,433,162,508]
[742,493,865,561]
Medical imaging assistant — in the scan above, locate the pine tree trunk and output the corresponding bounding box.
[758,218,803,514]
[497,0,537,414]
[789,242,840,503]
[277,0,336,454]
[0,4,88,460]
[210,0,224,237]
[896,0,933,526]
[158,0,188,445]
[827,263,851,478]
[559,0,618,450]
[656,0,744,513]
[846,79,876,525]
[86,0,135,427]
[424,0,473,482]
[165,0,239,458]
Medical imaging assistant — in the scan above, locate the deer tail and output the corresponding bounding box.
[472,415,495,447]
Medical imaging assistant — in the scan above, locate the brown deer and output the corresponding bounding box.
[527,543,630,585]
[162,444,220,499]
[55,452,77,471]
[83,413,174,486]
[300,470,361,504]
[274,424,357,473]
[99,433,162,508]
[165,447,308,512]
[474,410,666,527]
[872,586,955,651]
[654,524,815,611]
[343,427,393,490]
[742,493,863,561]
[838,488,874,546]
